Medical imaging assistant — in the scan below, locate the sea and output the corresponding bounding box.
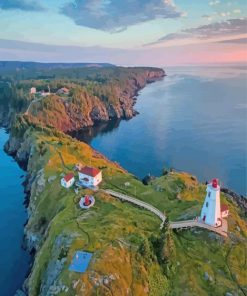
[0,64,246,295]
[0,129,31,296]
[73,65,247,196]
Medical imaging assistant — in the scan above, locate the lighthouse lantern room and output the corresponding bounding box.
[200,179,222,227]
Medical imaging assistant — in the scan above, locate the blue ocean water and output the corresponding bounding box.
[0,65,246,295]
[75,65,247,196]
[0,129,30,296]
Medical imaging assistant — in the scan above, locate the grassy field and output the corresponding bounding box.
[19,127,247,296]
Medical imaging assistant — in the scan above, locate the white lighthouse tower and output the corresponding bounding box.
[200,179,222,227]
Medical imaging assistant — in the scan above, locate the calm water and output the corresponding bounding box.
[74,66,247,196]
[0,129,30,296]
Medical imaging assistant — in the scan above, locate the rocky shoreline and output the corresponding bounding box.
[221,187,247,214]
[0,66,246,295]
[5,131,246,295]
[0,69,165,295]
[23,69,166,133]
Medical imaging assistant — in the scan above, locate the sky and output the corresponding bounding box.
[0,0,246,66]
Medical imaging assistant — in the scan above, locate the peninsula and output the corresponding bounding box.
[0,63,246,296]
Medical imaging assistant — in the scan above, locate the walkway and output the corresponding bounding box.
[25,97,44,115]
[103,189,228,237]
[170,219,228,237]
[102,189,166,228]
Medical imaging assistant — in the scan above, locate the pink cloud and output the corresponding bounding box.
[0,39,246,66]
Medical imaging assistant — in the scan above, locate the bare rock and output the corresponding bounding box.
[48,175,57,183]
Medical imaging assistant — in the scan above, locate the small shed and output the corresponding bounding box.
[30,87,36,94]
[61,173,75,188]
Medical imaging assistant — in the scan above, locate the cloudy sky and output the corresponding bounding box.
[0,0,246,65]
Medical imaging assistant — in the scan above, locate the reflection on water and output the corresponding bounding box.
[0,129,31,296]
[71,119,122,143]
[73,65,247,196]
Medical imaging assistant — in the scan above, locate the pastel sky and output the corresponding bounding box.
[0,0,246,66]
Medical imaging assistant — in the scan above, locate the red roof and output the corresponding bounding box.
[221,204,229,212]
[63,173,74,182]
[79,166,101,177]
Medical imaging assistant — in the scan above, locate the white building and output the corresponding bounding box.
[61,173,75,188]
[30,87,36,94]
[78,166,102,187]
[200,179,229,227]
[41,90,50,97]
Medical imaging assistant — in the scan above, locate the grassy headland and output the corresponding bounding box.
[0,64,246,295]
[5,115,246,296]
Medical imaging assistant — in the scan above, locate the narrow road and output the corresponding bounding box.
[104,189,228,237]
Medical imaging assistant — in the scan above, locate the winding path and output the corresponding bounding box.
[25,96,44,115]
[103,189,228,237]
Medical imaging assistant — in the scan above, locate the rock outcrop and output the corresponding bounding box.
[26,69,165,132]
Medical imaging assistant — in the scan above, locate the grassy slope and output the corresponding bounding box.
[22,127,247,296]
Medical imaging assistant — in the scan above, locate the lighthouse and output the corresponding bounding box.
[200,179,222,227]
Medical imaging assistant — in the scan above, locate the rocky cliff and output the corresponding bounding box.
[25,69,165,132]
[2,66,246,296]
[5,127,246,296]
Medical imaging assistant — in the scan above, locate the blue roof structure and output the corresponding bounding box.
[69,251,93,273]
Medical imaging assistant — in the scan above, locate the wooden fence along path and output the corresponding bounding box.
[103,189,227,237]
[170,219,228,237]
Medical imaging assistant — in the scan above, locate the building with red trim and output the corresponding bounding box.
[61,173,75,188]
[200,179,229,227]
[78,166,102,187]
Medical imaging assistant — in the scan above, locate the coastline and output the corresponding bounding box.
[0,128,31,296]
[0,68,246,295]
[7,129,246,295]
[0,71,166,295]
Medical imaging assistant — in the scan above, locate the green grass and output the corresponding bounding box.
[19,127,246,296]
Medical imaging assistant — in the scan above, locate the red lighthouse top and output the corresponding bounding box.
[212,178,218,188]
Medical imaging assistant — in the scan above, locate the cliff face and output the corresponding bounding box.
[0,105,14,129]
[2,108,247,296]
[4,127,247,296]
[26,69,165,132]
[2,66,247,296]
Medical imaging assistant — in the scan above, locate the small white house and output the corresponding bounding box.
[30,87,36,94]
[61,173,75,188]
[78,166,102,187]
